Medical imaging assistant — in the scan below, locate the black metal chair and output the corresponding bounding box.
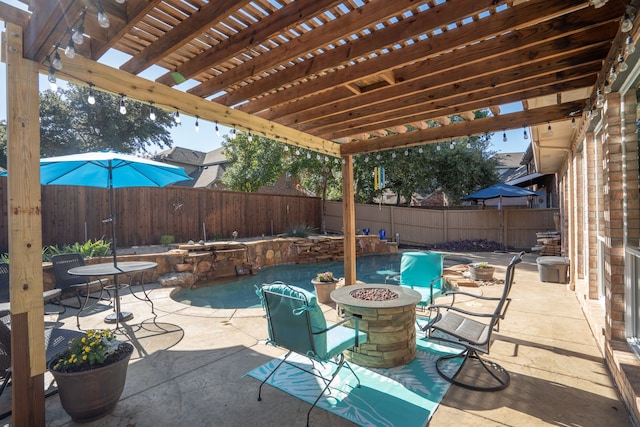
[51,254,110,328]
[257,282,367,427]
[0,310,84,418]
[0,262,65,315]
[424,251,524,391]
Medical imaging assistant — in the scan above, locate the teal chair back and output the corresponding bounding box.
[400,251,444,288]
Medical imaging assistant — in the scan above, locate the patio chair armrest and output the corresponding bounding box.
[320,315,362,346]
[428,303,495,319]
[443,290,499,300]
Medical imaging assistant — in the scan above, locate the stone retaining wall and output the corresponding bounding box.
[44,235,397,294]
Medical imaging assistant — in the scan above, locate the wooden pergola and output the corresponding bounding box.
[0,0,636,424]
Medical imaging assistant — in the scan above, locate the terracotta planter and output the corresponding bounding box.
[50,343,134,423]
[469,265,495,281]
[311,280,338,303]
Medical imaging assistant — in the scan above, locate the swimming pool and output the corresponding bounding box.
[172,253,404,309]
[172,253,470,309]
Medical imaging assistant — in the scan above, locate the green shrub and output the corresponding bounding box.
[159,235,175,245]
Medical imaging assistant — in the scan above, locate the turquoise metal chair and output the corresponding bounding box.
[257,282,367,427]
[387,251,445,307]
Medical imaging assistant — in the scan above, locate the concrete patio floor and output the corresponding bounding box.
[2,251,633,426]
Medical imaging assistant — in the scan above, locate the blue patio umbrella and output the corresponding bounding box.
[38,150,192,266]
[462,183,538,201]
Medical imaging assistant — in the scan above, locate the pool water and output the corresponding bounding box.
[172,253,403,309]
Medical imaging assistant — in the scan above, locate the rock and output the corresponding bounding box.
[158,272,197,288]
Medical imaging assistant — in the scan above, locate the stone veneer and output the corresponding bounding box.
[44,235,397,295]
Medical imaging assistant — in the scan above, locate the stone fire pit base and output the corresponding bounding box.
[331,284,421,368]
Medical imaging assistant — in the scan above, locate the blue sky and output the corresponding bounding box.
[0,11,529,156]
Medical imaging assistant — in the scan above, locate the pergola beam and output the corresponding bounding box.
[47,53,340,157]
[339,101,584,155]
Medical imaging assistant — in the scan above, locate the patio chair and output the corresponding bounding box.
[51,254,110,328]
[256,282,367,427]
[0,309,84,415]
[0,262,65,315]
[386,251,446,308]
[424,251,524,392]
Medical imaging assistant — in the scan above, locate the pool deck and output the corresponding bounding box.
[3,251,633,426]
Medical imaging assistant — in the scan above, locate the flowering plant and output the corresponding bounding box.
[472,262,491,268]
[52,329,124,373]
[315,271,335,282]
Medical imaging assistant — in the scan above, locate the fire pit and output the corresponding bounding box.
[330,284,421,368]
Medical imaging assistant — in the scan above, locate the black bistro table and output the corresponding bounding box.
[68,261,157,328]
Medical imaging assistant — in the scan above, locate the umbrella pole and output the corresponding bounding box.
[110,184,117,267]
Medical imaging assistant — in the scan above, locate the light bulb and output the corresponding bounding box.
[195,117,200,132]
[466,142,471,149]
[503,131,507,142]
[119,96,126,115]
[627,36,636,55]
[47,67,57,90]
[97,11,110,29]
[72,24,84,45]
[596,88,605,108]
[317,154,321,160]
[571,117,576,128]
[174,110,181,124]
[115,0,126,3]
[295,149,300,155]
[248,131,253,142]
[306,152,311,159]
[52,52,63,70]
[618,53,629,72]
[376,154,381,160]
[622,14,633,33]
[418,147,423,154]
[392,152,396,158]
[546,122,552,136]
[87,88,95,105]
[404,150,409,156]
[609,65,617,83]
[149,105,156,121]
[436,144,441,151]
[449,142,454,149]
[364,156,369,163]
[604,81,612,93]
[284,145,289,152]
[215,122,220,136]
[64,39,75,59]
[231,127,236,139]
[524,128,528,140]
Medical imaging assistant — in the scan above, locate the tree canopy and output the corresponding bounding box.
[0,84,177,168]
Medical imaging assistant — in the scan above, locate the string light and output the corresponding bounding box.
[115,0,126,4]
[231,126,237,139]
[47,66,57,90]
[215,121,220,136]
[87,84,95,105]
[404,149,409,156]
[194,116,200,132]
[502,131,507,142]
[523,127,528,140]
[64,38,75,59]
[418,147,423,154]
[391,152,396,158]
[596,88,605,108]
[71,12,85,45]
[248,131,253,141]
[436,144,441,151]
[626,36,636,55]
[618,52,629,73]
[119,95,127,115]
[51,51,63,71]
[96,1,110,28]
[546,121,552,136]
[284,145,289,152]
[174,110,181,124]
[571,117,576,128]
[149,102,156,121]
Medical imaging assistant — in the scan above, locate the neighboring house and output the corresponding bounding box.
[153,146,307,196]
[493,152,526,182]
[504,145,558,208]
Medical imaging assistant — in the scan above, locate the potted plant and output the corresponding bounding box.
[468,262,496,281]
[311,271,338,303]
[49,329,134,423]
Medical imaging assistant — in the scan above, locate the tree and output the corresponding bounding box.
[221,132,287,192]
[39,84,176,157]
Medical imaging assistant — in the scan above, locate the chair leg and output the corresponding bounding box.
[306,353,347,427]
[435,348,510,392]
[258,350,291,402]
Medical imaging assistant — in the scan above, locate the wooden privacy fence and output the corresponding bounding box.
[0,178,321,252]
[324,201,558,250]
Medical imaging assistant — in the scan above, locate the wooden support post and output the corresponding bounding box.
[342,155,356,285]
[4,23,46,426]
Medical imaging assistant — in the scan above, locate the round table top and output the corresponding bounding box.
[68,261,158,276]
[330,283,421,308]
